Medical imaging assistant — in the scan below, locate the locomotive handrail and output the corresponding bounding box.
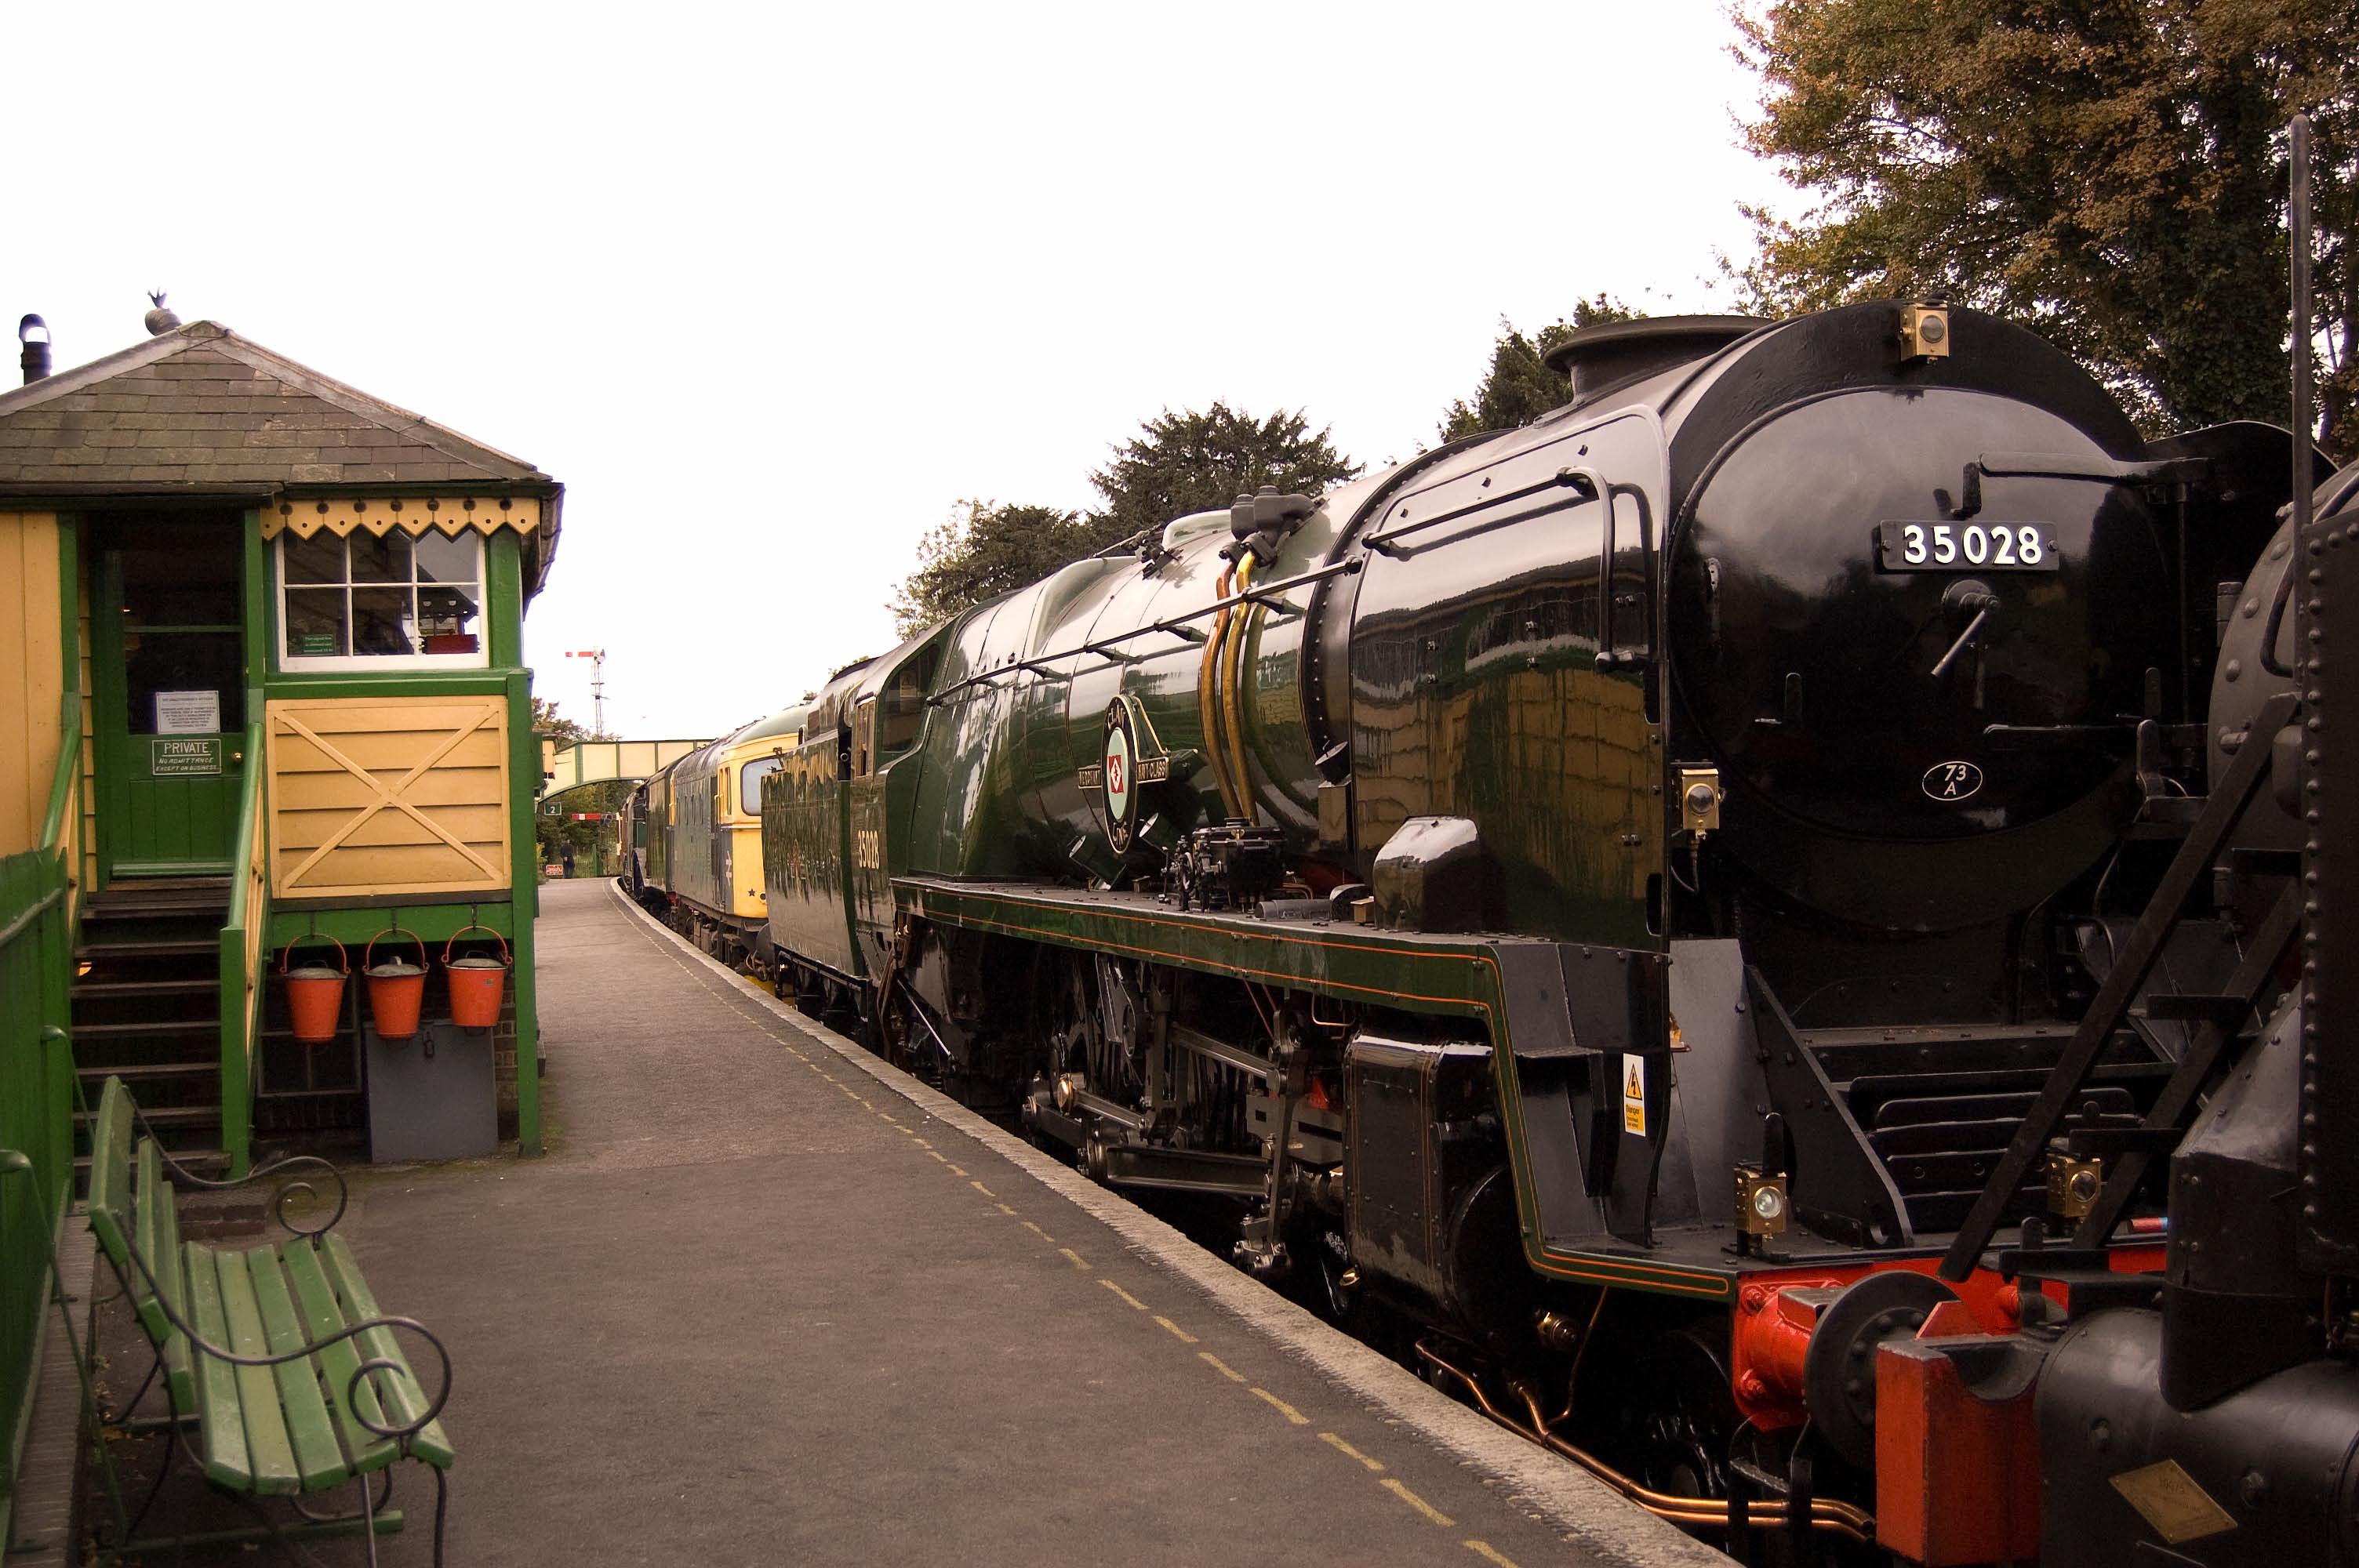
[925,556,1365,704]
[2071,884,2303,1247]
[1361,465,1599,557]
[924,461,1652,706]
[1956,450,2206,518]
[1938,688,2299,1280]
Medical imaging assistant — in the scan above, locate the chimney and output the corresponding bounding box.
[18,314,49,384]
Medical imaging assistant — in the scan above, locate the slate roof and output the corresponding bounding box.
[0,321,562,588]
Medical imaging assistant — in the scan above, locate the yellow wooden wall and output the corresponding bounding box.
[265,694,513,899]
[0,512,64,858]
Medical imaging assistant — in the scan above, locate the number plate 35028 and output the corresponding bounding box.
[1875,522,2059,572]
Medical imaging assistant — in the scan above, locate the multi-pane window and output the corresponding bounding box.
[278,532,487,670]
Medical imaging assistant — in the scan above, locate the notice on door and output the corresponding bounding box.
[154,689,221,735]
[151,737,224,778]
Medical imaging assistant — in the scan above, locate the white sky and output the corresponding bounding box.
[11,1,1790,739]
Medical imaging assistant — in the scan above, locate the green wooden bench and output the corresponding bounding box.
[83,1075,454,1565]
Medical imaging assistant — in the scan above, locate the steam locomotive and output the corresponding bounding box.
[628,291,2358,1564]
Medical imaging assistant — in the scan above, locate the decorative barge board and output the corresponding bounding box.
[0,314,563,1171]
[895,875,1740,1303]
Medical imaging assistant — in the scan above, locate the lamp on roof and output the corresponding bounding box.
[144,290,180,336]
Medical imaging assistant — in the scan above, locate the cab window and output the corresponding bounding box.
[878,644,940,763]
[852,698,876,778]
[740,756,780,814]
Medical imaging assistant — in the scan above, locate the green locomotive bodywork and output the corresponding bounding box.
[751,301,2233,1379]
[714,297,2326,1548]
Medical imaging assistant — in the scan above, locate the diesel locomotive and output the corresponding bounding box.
[631,276,2358,1562]
[625,703,805,964]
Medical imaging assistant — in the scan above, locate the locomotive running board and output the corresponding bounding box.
[891,876,1740,1302]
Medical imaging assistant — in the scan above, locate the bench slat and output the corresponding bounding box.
[319,1234,453,1468]
[182,1243,253,1491]
[209,1245,302,1495]
[280,1241,399,1474]
[243,1245,350,1490]
[130,1140,169,1341]
[85,1079,134,1268]
[150,1163,193,1410]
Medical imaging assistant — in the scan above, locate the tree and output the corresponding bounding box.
[530,695,585,745]
[889,499,1110,637]
[889,405,1362,633]
[1089,403,1361,543]
[1731,0,2357,456]
[1439,296,1641,441]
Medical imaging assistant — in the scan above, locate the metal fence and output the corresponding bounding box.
[0,841,75,1549]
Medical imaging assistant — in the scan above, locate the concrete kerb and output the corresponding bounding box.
[607,880,1735,1568]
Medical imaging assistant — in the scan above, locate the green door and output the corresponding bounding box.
[92,514,248,879]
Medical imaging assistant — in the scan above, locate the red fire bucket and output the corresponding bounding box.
[364,927,427,1040]
[444,925,510,1030]
[280,936,348,1044]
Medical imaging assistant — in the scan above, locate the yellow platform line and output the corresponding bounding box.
[1319,1432,1383,1472]
[1251,1388,1309,1425]
[1198,1352,1246,1384]
[1383,1479,1454,1526]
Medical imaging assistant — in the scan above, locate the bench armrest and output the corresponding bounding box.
[342,1316,456,1441]
[132,1103,350,1238]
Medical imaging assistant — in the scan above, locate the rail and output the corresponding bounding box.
[216,720,268,1178]
[0,715,82,1547]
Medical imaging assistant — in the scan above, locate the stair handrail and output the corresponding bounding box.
[216,720,268,1178]
[40,707,82,926]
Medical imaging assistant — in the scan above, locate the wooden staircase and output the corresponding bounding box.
[72,877,231,1173]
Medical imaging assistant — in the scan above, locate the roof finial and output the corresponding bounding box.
[144,290,181,336]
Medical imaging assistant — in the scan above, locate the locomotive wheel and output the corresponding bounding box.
[1593,1325,1739,1501]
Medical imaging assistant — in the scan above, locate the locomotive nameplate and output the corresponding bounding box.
[1076,757,1169,793]
[1874,521,2058,572]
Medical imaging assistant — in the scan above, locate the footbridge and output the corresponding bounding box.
[537,735,711,803]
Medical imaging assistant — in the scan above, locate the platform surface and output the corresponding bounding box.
[93,879,1732,1566]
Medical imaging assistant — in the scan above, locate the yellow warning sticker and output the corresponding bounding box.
[1623,1054,1647,1138]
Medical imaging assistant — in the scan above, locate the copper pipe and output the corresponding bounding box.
[1553,1287,1611,1425]
[1417,1343,1875,1544]
[1198,564,1240,819]
[1309,992,1353,1029]
[1223,552,1259,819]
